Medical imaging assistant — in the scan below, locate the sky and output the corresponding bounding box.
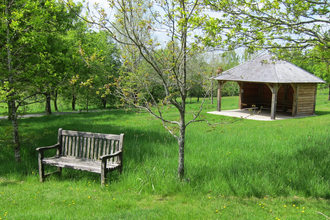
[80,0,245,56]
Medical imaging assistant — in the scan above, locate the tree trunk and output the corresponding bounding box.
[7,101,13,120]
[45,92,52,115]
[45,92,52,114]
[102,97,106,109]
[178,0,187,180]
[9,100,21,162]
[178,110,186,180]
[72,93,76,110]
[6,3,20,162]
[54,90,58,111]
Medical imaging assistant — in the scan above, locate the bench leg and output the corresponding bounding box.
[38,152,45,182]
[101,171,107,186]
[39,164,45,182]
[101,160,107,186]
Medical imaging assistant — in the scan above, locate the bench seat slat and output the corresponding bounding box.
[62,130,121,140]
[98,139,103,159]
[86,138,91,159]
[42,156,120,174]
[72,136,76,156]
[68,136,72,156]
[94,139,98,160]
[82,137,87,158]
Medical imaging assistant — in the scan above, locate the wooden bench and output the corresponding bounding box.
[36,128,124,186]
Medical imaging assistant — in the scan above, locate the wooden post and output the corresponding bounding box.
[266,83,281,120]
[238,82,244,109]
[291,84,298,117]
[217,81,227,111]
[56,129,63,177]
[217,81,221,111]
[101,158,107,187]
[38,151,45,182]
[313,84,317,115]
[270,90,277,120]
[119,134,124,174]
[57,128,63,156]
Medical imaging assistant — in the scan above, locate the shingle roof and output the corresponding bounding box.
[213,53,326,83]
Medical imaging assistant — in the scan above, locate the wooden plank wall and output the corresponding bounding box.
[259,84,272,108]
[287,85,294,105]
[242,82,273,108]
[242,82,260,106]
[296,83,317,115]
[277,84,294,110]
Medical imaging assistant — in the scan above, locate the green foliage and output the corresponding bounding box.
[0,0,84,161]
[0,0,82,102]
[205,0,330,54]
[65,30,121,110]
[275,47,330,83]
[221,82,239,96]
[273,47,330,101]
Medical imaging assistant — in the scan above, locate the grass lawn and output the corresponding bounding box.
[1,91,330,219]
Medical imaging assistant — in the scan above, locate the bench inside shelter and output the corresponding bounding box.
[36,128,124,186]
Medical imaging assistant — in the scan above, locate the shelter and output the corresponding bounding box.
[213,53,325,120]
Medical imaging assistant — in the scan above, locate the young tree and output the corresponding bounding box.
[84,0,215,179]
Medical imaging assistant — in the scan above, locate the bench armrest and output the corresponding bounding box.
[99,151,122,160]
[36,143,61,152]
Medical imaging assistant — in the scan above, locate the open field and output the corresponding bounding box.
[1,91,330,219]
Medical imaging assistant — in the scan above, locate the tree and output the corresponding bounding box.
[278,47,330,100]
[205,0,330,98]
[186,54,209,102]
[0,0,81,161]
[36,1,83,115]
[206,0,330,49]
[83,0,215,179]
[68,30,121,111]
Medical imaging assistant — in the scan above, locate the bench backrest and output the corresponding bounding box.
[57,128,124,164]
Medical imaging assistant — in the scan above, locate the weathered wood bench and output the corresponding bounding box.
[36,128,124,186]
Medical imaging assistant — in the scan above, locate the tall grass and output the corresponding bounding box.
[1,92,330,219]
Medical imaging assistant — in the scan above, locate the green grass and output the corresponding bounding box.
[1,92,330,219]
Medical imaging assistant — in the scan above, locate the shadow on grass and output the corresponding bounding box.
[315,110,330,116]
[0,109,176,183]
